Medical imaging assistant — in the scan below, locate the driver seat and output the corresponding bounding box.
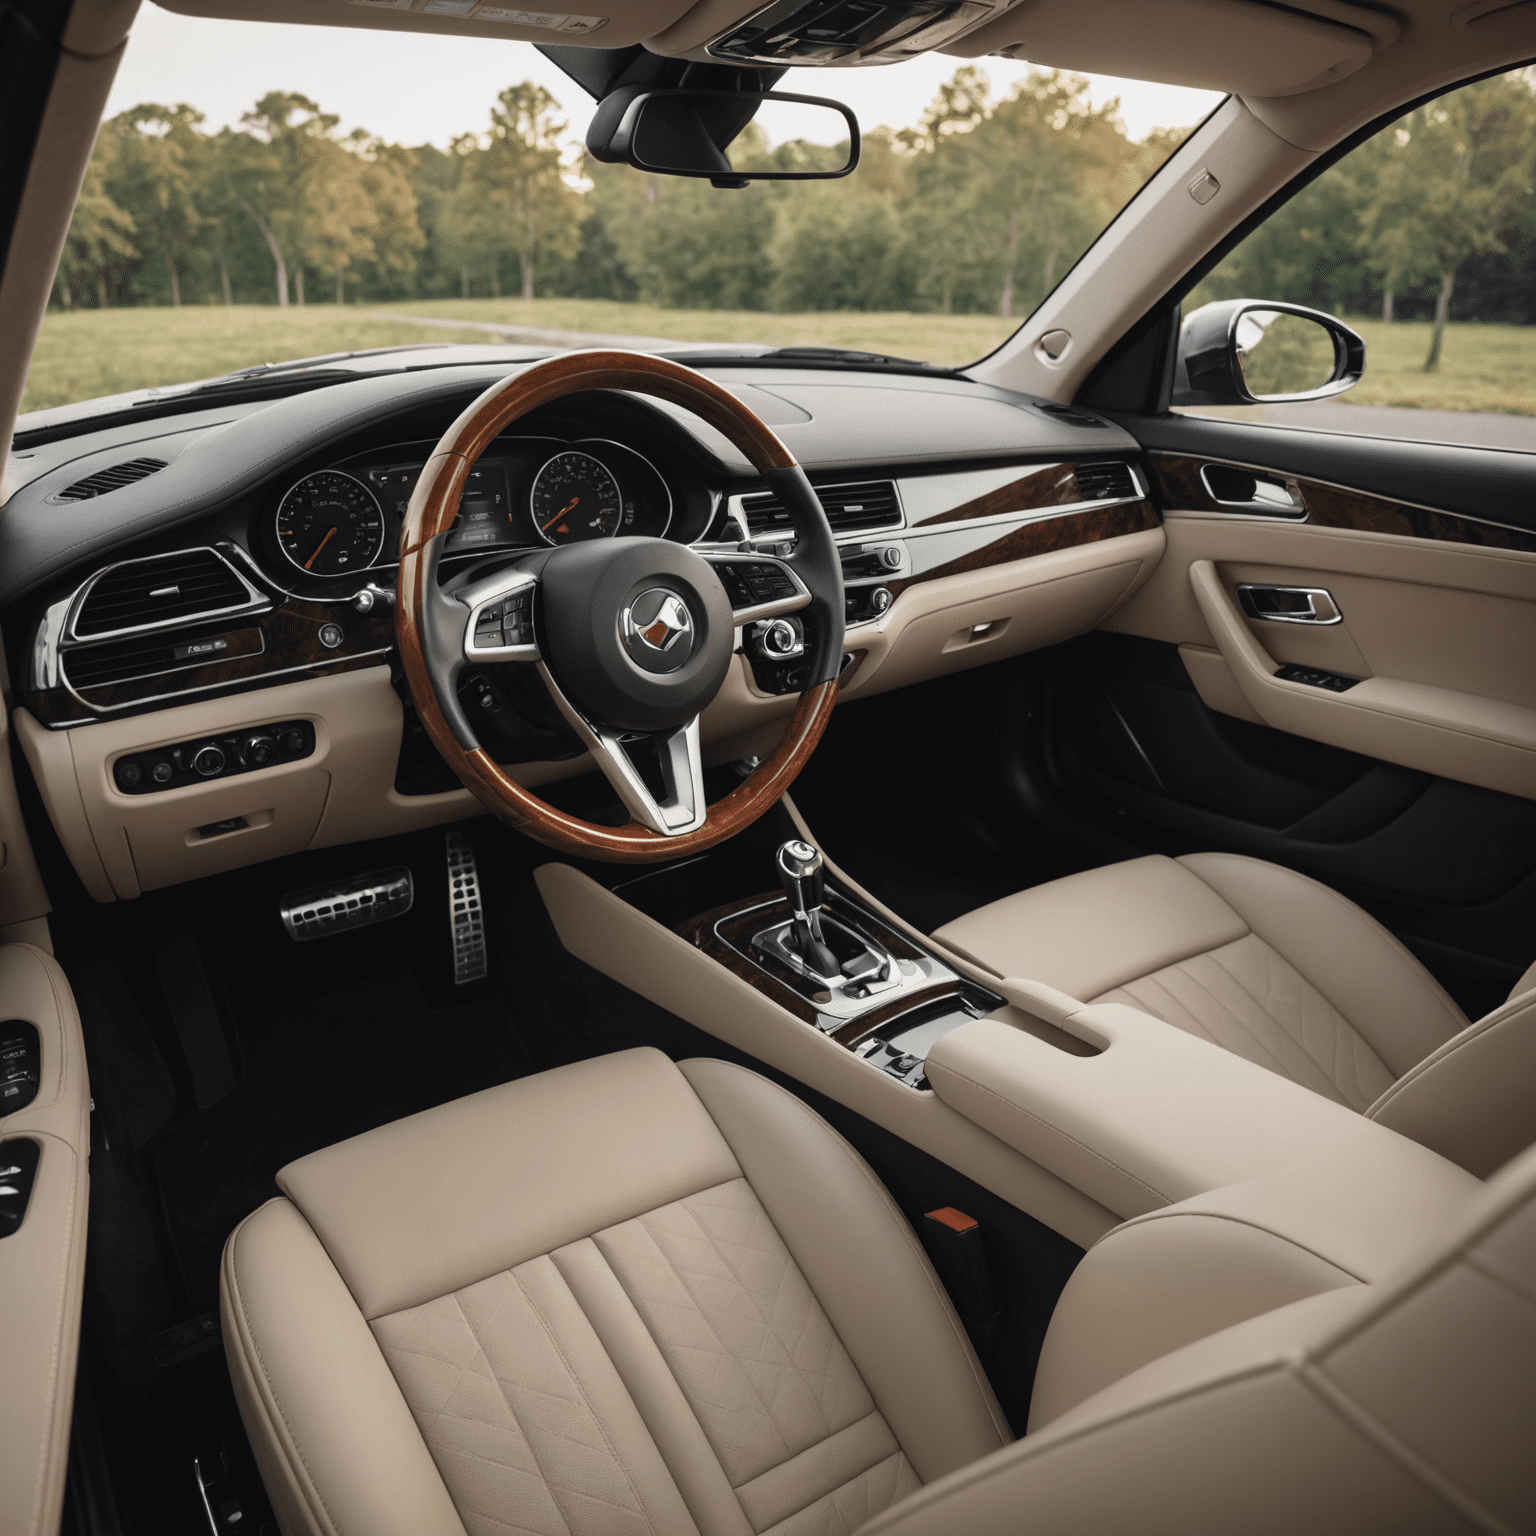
[222,1048,1535,1536]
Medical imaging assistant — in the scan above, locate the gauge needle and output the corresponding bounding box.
[305,526,338,570]
[542,497,580,532]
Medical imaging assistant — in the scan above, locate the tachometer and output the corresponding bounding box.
[530,451,623,545]
[275,471,386,577]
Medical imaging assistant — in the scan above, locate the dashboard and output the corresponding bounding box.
[2,359,1167,899]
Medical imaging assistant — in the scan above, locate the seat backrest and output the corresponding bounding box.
[856,1139,1536,1536]
[1369,988,1536,1177]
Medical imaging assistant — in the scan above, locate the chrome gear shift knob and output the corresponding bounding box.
[776,839,825,926]
[775,838,838,977]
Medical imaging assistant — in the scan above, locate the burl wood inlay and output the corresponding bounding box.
[913,462,1101,527]
[885,500,1161,602]
[31,598,395,725]
[1150,451,1536,554]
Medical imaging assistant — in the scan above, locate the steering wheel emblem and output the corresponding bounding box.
[622,588,694,672]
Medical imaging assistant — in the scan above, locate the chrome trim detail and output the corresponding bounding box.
[280,867,414,941]
[30,599,69,691]
[62,632,269,697]
[1237,583,1344,625]
[730,896,963,1026]
[273,469,388,579]
[536,662,707,836]
[704,551,812,625]
[528,449,623,548]
[1198,463,1306,517]
[575,436,675,540]
[462,569,541,662]
[55,647,392,719]
[725,477,908,548]
[61,545,272,647]
[446,831,488,984]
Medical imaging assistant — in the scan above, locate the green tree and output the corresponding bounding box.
[55,141,135,309]
[1362,72,1536,369]
[457,84,581,302]
[106,104,207,305]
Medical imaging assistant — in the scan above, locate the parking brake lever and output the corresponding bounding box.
[776,839,840,978]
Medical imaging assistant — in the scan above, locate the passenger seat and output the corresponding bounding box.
[935,852,1536,1178]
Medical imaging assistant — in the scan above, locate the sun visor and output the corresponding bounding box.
[946,0,1385,97]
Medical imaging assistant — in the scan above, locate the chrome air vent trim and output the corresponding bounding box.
[63,546,272,646]
[734,479,906,541]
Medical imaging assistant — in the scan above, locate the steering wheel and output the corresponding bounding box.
[395,351,845,862]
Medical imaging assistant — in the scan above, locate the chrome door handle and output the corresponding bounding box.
[1236,584,1342,624]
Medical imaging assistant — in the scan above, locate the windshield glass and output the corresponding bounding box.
[25,10,1220,415]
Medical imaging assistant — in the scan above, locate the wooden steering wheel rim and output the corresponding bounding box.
[395,350,841,863]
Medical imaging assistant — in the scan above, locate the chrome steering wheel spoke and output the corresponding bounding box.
[537,661,707,837]
[461,568,541,663]
[704,552,811,624]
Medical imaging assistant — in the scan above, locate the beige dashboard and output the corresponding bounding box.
[7,458,1164,903]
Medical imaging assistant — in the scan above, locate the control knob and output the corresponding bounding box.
[243,733,278,766]
[750,617,805,661]
[280,728,306,754]
[191,743,226,778]
[869,586,893,615]
[880,546,903,570]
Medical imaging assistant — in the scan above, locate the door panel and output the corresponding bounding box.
[1102,452,1536,801]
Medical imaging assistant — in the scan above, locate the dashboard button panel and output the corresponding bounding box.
[0,1022,41,1118]
[113,719,315,795]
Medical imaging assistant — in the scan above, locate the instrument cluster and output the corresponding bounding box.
[255,435,674,590]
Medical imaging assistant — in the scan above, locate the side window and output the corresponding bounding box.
[1179,65,1536,451]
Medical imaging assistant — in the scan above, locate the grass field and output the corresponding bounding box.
[19,301,1534,418]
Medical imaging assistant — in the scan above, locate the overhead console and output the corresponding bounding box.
[693,0,1016,65]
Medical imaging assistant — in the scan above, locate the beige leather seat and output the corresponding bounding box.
[935,852,1536,1177]
[223,1047,1536,1536]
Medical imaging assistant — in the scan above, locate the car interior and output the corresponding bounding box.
[2,0,1535,1532]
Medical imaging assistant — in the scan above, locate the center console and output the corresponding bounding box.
[675,838,1003,1091]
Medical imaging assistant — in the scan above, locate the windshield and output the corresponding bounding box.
[25,9,1220,416]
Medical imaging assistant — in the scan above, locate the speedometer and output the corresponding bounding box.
[275,471,386,577]
[529,451,623,546]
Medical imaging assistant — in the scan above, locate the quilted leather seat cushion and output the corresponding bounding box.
[221,1049,1008,1536]
[934,852,1471,1113]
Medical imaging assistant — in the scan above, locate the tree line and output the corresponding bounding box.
[1194,68,1536,367]
[56,65,1536,345]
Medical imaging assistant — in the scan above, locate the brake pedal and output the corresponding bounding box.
[280,868,413,941]
[446,831,488,985]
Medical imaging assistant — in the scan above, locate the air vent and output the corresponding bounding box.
[74,549,255,638]
[65,635,191,689]
[50,457,168,503]
[1074,462,1139,502]
[741,480,902,538]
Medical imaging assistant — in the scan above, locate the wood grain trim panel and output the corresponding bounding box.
[27,598,396,726]
[885,500,1161,602]
[912,462,1104,527]
[1150,451,1536,554]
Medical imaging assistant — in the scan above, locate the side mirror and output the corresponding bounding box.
[587,87,859,189]
[1172,300,1365,407]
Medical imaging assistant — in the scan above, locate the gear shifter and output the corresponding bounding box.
[776,839,839,978]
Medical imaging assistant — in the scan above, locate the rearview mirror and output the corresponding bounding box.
[1172,300,1365,407]
[587,88,860,189]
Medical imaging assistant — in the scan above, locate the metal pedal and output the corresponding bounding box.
[280,867,413,941]
[447,831,488,985]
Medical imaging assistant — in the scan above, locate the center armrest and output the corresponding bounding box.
[924,995,1420,1218]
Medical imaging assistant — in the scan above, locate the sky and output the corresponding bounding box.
[104,2,1224,152]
